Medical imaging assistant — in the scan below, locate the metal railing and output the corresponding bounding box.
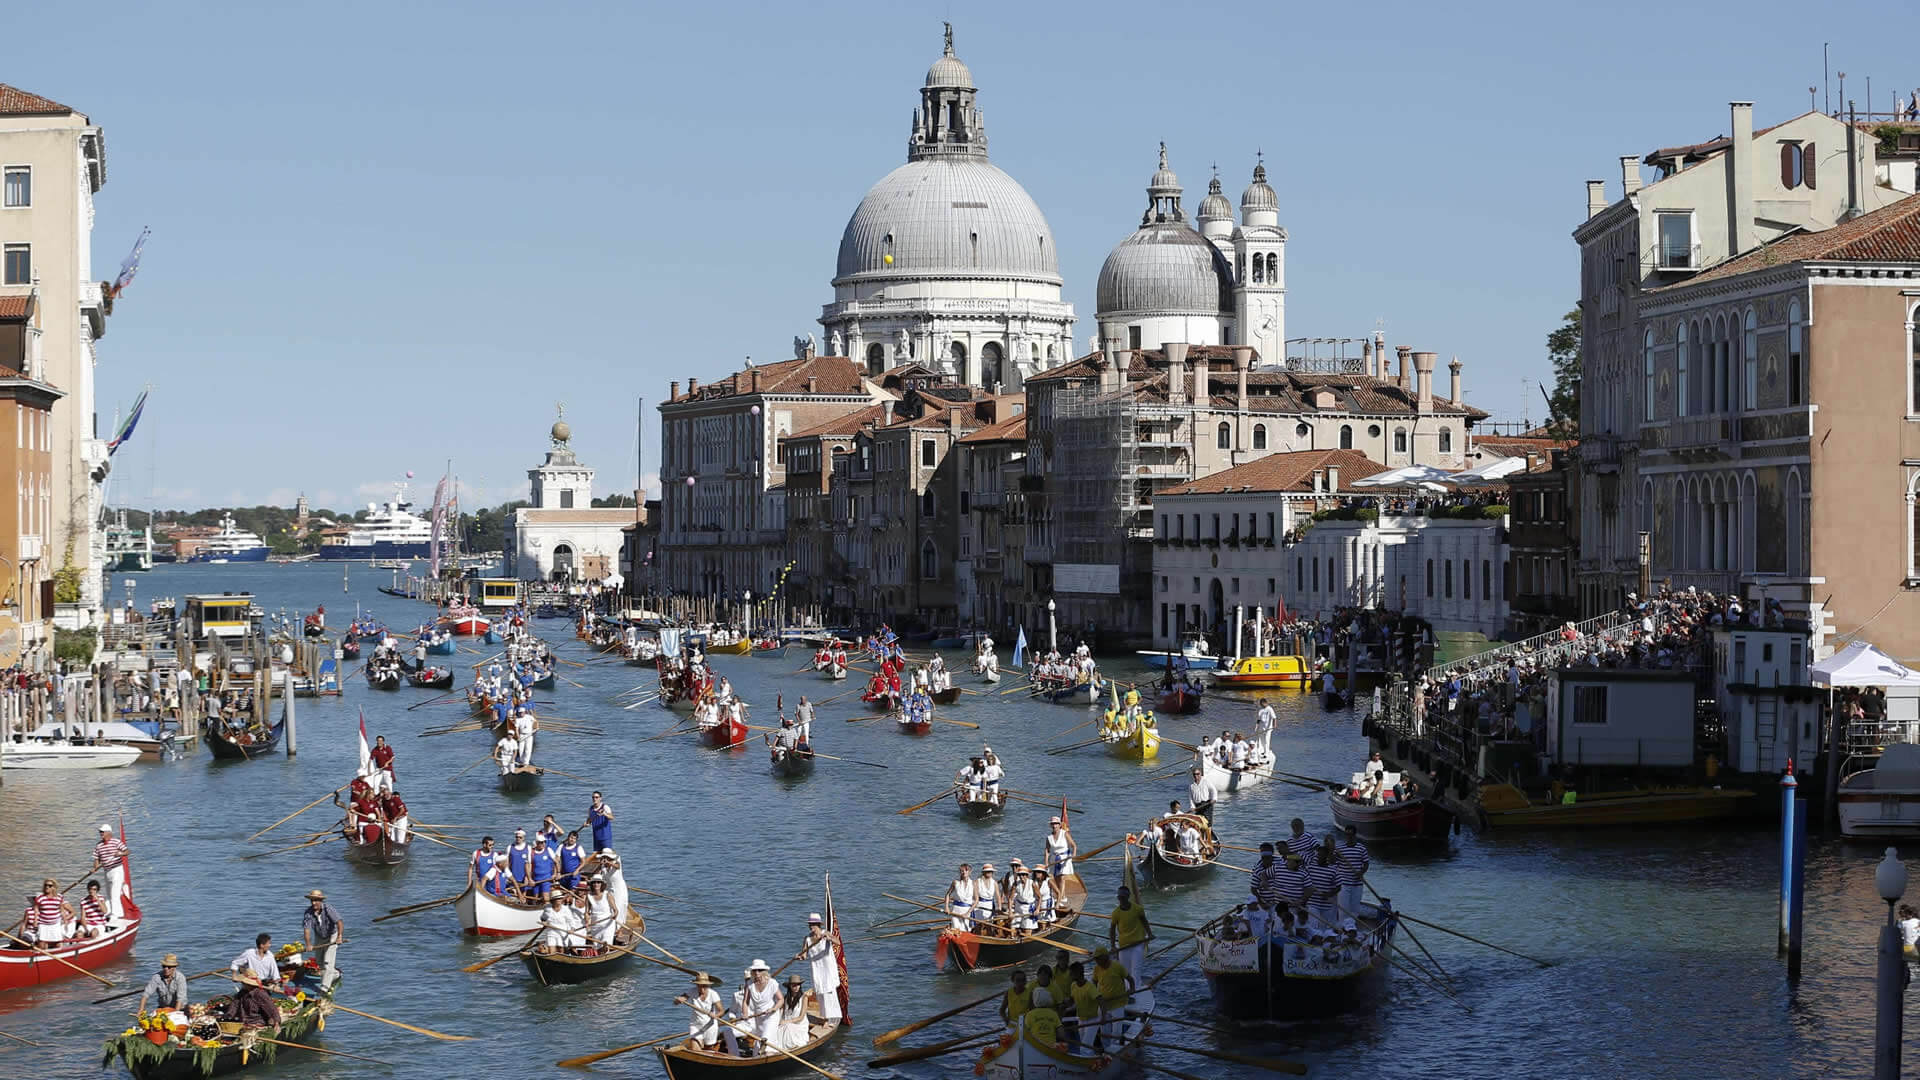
[1425,606,1636,687]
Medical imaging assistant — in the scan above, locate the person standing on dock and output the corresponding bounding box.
[1334,826,1371,916]
[91,825,130,923]
[586,792,615,851]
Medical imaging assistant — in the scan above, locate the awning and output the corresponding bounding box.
[1811,641,1920,688]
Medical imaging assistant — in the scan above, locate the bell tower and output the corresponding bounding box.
[909,24,989,162]
[528,404,595,510]
[1233,155,1286,366]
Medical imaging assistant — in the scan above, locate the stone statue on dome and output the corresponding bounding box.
[829,330,844,357]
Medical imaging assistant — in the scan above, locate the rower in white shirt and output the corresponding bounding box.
[948,865,977,931]
[534,894,585,954]
[1255,698,1277,759]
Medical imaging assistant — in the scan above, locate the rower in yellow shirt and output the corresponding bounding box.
[1091,948,1134,1049]
[1066,962,1102,1053]
[1022,987,1064,1051]
[1107,885,1152,980]
[999,969,1033,1027]
[1043,961,1073,1018]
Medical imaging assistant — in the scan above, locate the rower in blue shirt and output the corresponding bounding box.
[587,791,615,851]
[558,831,586,889]
[506,829,532,885]
[528,836,557,897]
[471,836,497,885]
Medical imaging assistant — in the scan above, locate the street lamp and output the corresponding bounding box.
[1876,846,1908,1080]
[1046,598,1056,654]
[743,590,753,635]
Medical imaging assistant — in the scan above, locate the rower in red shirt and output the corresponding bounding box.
[369,735,396,785]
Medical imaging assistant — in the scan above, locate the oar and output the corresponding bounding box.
[932,715,980,729]
[462,943,532,973]
[630,885,684,902]
[1075,835,1131,862]
[1395,911,1554,967]
[805,751,888,769]
[1369,882,1449,982]
[92,969,226,1004]
[1046,739,1104,756]
[643,725,699,743]
[446,755,496,782]
[0,1029,41,1046]
[706,1011,844,1080]
[555,1031,686,1069]
[1047,717,1100,741]
[241,835,336,860]
[0,928,112,986]
[867,1027,1004,1066]
[327,1002,472,1040]
[527,766,597,784]
[1138,1039,1308,1075]
[842,926,944,944]
[634,931,687,965]
[1003,793,1083,815]
[247,784,350,840]
[897,788,956,815]
[869,989,1004,1046]
[373,892,463,922]
[251,1036,392,1066]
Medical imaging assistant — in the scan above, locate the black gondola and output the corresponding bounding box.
[500,766,542,794]
[342,831,410,867]
[206,718,285,761]
[1139,813,1218,887]
[958,791,1002,819]
[1323,689,1348,710]
[528,671,556,690]
[770,743,815,778]
[408,669,455,690]
[519,912,646,985]
[1197,901,1397,1020]
[368,667,403,691]
[339,637,361,660]
[930,686,962,705]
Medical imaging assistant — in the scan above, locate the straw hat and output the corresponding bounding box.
[161,954,179,967]
[305,889,326,901]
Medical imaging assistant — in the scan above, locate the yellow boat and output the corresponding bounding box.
[1107,719,1160,760]
[1477,782,1754,828]
[1209,654,1312,688]
[703,637,753,656]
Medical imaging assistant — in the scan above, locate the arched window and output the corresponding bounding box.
[1216,422,1231,450]
[1786,300,1804,407]
[1393,427,1407,454]
[981,341,1004,390]
[921,439,936,467]
[1252,424,1267,450]
[1710,315,1725,412]
[1463,558,1472,599]
[1266,253,1278,281]
[1676,321,1690,417]
[1339,425,1353,450]
[1425,559,1434,598]
[1444,560,1454,599]
[1312,558,1320,592]
[1743,308,1757,410]
[1643,328,1657,420]
[1910,301,1920,414]
[1438,428,1452,453]
[920,538,938,580]
[1786,470,1803,576]
[1252,259,1264,284]
[949,340,968,371]
[866,342,887,375]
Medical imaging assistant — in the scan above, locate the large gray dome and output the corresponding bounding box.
[1096,223,1232,316]
[835,158,1062,285]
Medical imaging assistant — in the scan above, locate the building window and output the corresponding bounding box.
[1657,211,1693,269]
[1216,422,1231,450]
[1268,577,1276,594]
[1393,427,1407,454]
[1743,308,1757,410]
[1438,428,1452,453]
[1,166,26,208]
[1232,577,1240,593]
[1444,560,1453,599]
[1483,559,1492,599]
[1788,300,1804,408]
[559,490,574,509]
[1296,558,1303,591]
[1425,559,1434,598]
[1160,576,1167,592]
[1782,142,1804,188]
[921,439,935,467]
[921,539,938,579]
[1643,328,1657,420]
[1339,425,1353,450]
[960,490,970,514]
[1266,254,1278,281]
[1368,423,1382,439]
[1295,423,1310,439]
[1252,258,1264,284]
[1265,512,1274,539]
[921,491,935,516]
[1,244,27,286]
[1312,559,1319,591]
[1911,302,1920,415]
[1252,424,1267,450]
[1211,513,1220,540]
[1572,685,1609,725]
[866,343,886,374]
[1158,513,1167,538]
[1676,321,1690,417]
[1463,558,1471,599]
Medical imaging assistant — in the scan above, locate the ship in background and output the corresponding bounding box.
[103,509,153,572]
[184,512,270,563]
[314,481,446,562]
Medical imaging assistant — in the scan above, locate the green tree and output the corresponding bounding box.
[1545,308,1580,438]
[591,494,637,508]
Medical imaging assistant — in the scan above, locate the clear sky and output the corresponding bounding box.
[9,0,1915,511]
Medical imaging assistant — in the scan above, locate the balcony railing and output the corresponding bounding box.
[1656,241,1701,271]
[972,490,1006,508]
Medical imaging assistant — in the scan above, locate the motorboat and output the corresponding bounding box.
[1838,743,1920,840]
[1134,634,1223,671]
[2,740,142,769]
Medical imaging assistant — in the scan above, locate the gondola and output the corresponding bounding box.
[752,640,788,658]
[520,911,647,985]
[0,898,141,990]
[820,663,848,681]
[936,873,1087,972]
[1323,688,1349,710]
[499,765,543,793]
[1138,813,1218,887]
[355,624,387,642]
[527,671,556,691]
[930,686,962,705]
[343,830,410,867]
[770,741,816,778]
[338,637,361,661]
[655,1003,844,1080]
[206,718,285,761]
[1156,685,1203,714]
[700,715,748,749]
[1033,678,1100,704]
[1328,788,1456,842]
[368,666,403,691]
[427,637,456,656]
[408,668,455,690]
[1197,899,1397,1019]
[101,969,336,1080]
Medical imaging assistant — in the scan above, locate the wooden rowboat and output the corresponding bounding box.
[206,719,284,761]
[706,638,754,656]
[1327,791,1455,841]
[770,743,816,778]
[520,912,646,985]
[895,711,932,735]
[103,970,335,1079]
[1156,686,1203,714]
[499,765,543,793]
[655,1003,844,1080]
[408,669,455,690]
[975,988,1154,1080]
[1106,723,1160,760]
[930,686,962,705]
[936,873,1086,972]
[958,790,1002,819]
[1138,813,1218,887]
[0,901,141,991]
[700,715,748,749]
[343,831,410,867]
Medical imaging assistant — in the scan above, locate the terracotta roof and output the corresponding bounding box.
[1156,449,1390,496]
[1644,114,1796,164]
[1471,436,1573,459]
[783,403,887,441]
[670,355,869,403]
[1675,192,1920,286]
[0,83,74,116]
[0,295,31,320]
[1031,351,1485,419]
[958,413,1026,444]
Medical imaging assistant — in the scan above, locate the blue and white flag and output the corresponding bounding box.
[108,226,149,299]
[1013,625,1027,668]
[106,388,148,455]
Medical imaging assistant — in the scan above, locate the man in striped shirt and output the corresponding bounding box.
[1248,843,1282,908]
[1335,825,1372,915]
[1305,843,1342,931]
[29,879,74,945]
[76,881,110,939]
[91,825,129,923]
[1284,818,1318,862]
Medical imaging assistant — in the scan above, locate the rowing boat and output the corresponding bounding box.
[0,899,141,991]
[1105,722,1159,760]
[770,743,815,778]
[936,873,1086,972]
[499,765,543,793]
[102,969,336,1079]
[1197,899,1396,1019]
[958,790,1002,819]
[895,711,932,736]
[342,830,410,867]
[520,912,646,985]
[976,989,1154,1080]
[1033,678,1101,704]
[655,1003,844,1080]
[1138,814,1217,887]
[700,714,748,749]
[206,718,285,761]
[1197,750,1267,793]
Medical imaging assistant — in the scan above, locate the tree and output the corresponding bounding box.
[591,494,637,508]
[1545,308,1580,438]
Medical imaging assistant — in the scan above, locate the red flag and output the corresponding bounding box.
[826,873,851,1027]
[357,709,372,775]
[119,813,141,920]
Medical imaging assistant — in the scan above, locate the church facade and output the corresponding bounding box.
[505,415,642,582]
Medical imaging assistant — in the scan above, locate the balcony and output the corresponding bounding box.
[1578,435,1623,468]
[1656,241,1701,272]
[1670,415,1733,451]
[972,490,1006,508]
[1134,462,1192,480]
[868,514,887,530]
[978,555,1004,573]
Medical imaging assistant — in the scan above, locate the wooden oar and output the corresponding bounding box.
[251,1036,392,1066]
[866,1027,1004,1066]
[1002,793,1083,814]
[1395,911,1554,967]
[932,715,980,729]
[446,755,497,782]
[706,1011,843,1080]
[1046,738,1104,756]
[869,989,1004,1046]
[634,931,687,965]
[642,725,699,743]
[0,1029,41,1046]
[897,787,957,815]
[0,928,112,986]
[527,765,597,784]
[241,835,335,860]
[629,885,684,902]
[1047,717,1100,741]
[1075,835,1131,862]
[462,943,532,973]
[247,784,350,840]
[1138,1039,1308,1075]
[805,751,888,769]
[327,1002,472,1040]
[373,893,463,922]
[555,1031,686,1069]
[1368,882,1449,982]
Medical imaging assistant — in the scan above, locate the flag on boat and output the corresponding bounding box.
[106,388,148,456]
[428,473,451,579]
[356,709,371,775]
[107,226,149,300]
[1013,625,1027,668]
[825,873,851,1026]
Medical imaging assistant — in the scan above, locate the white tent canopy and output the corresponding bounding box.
[1811,641,1920,688]
[1451,456,1528,484]
[1350,464,1459,488]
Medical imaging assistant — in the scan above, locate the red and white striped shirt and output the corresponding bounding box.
[80,895,108,925]
[93,837,128,870]
[33,894,66,925]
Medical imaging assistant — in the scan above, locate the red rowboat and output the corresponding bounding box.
[0,898,142,991]
[700,715,748,748]
[449,614,491,636]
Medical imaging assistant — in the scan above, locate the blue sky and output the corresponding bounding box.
[9,1,1915,510]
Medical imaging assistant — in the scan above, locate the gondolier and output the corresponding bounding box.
[586,791,615,851]
[137,953,188,1015]
[1254,699,1276,759]
[91,825,130,923]
[1187,768,1217,823]
[948,864,977,932]
[369,735,396,787]
[302,889,344,990]
[794,696,815,742]
[799,912,841,1020]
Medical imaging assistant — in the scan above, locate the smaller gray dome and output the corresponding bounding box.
[926,54,973,89]
[1241,161,1277,210]
[1198,173,1232,222]
[1096,223,1233,317]
[1148,141,1180,196]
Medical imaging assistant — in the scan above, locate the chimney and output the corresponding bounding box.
[1620,156,1642,196]
[1326,464,1340,493]
[687,377,700,396]
[948,406,965,432]
[882,400,894,426]
[1395,346,1413,392]
[1729,102,1754,256]
[1448,357,1463,403]
[1166,342,1189,405]
[1193,355,1209,406]
[1311,468,1324,494]
[1362,340,1375,378]
[750,368,762,393]
[1585,179,1607,220]
[1413,351,1437,413]
[1233,346,1252,409]
[670,380,680,400]
[1373,329,1386,380]
[1846,99,1862,219]
[806,376,818,395]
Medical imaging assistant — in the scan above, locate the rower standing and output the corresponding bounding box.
[557,831,586,890]
[947,864,977,932]
[1187,767,1217,823]
[91,824,130,923]
[1335,825,1372,914]
[227,933,282,1028]
[529,836,558,898]
[1000,969,1032,1027]
[1254,698,1276,760]
[1284,817,1319,861]
[302,889,344,990]
[586,791,615,851]
[1041,816,1076,883]
[799,912,842,1020]
[794,697,814,743]
[506,829,533,887]
[369,735,397,789]
[1106,886,1151,981]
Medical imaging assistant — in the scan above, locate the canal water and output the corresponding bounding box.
[2,562,1911,1078]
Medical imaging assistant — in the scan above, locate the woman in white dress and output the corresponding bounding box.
[776,975,811,1048]
[583,878,619,948]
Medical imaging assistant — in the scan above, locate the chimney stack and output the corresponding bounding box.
[1448,357,1463,403]
[949,406,965,433]
[1395,346,1413,392]
[806,376,818,394]
[1729,102,1754,255]
[1373,329,1386,380]
[1362,340,1375,378]
[670,380,680,400]
[1413,351,1437,413]
[1166,342,1189,405]
[1193,354,1209,407]
[1233,346,1253,409]
[688,377,700,396]
[1326,464,1340,493]
[750,368,762,393]
[1620,156,1642,196]
[882,400,894,426]
[1586,180,1608,219]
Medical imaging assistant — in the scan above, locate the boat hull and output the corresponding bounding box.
[959,793,1002,818]
[1157,688,1202,714]
[931,687,961,705]
[1328,793,1454,841]
[1198,753,1266,793]
[896,716,932,735]
[1201,938,1392,1020]
[1143,843,1214,887]
[520,915,645,984]
[656,1014,843,1080]
[499,767,543,793]
[706,639,754,656]
[771,749,816,777]
[186,547,269,563]
[0,744,142,769]
[206,721,285,761]
[701,719,748,748]
[1106,726,1160,760]
[343,835,411,866]
[1478,784,1755,828]
[1135,648,1221,671]
[0,913,140,990]
[456,882,547,936]
[938,875,1086,972]
[977,991,1152,1079]
[314,540,436,560]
